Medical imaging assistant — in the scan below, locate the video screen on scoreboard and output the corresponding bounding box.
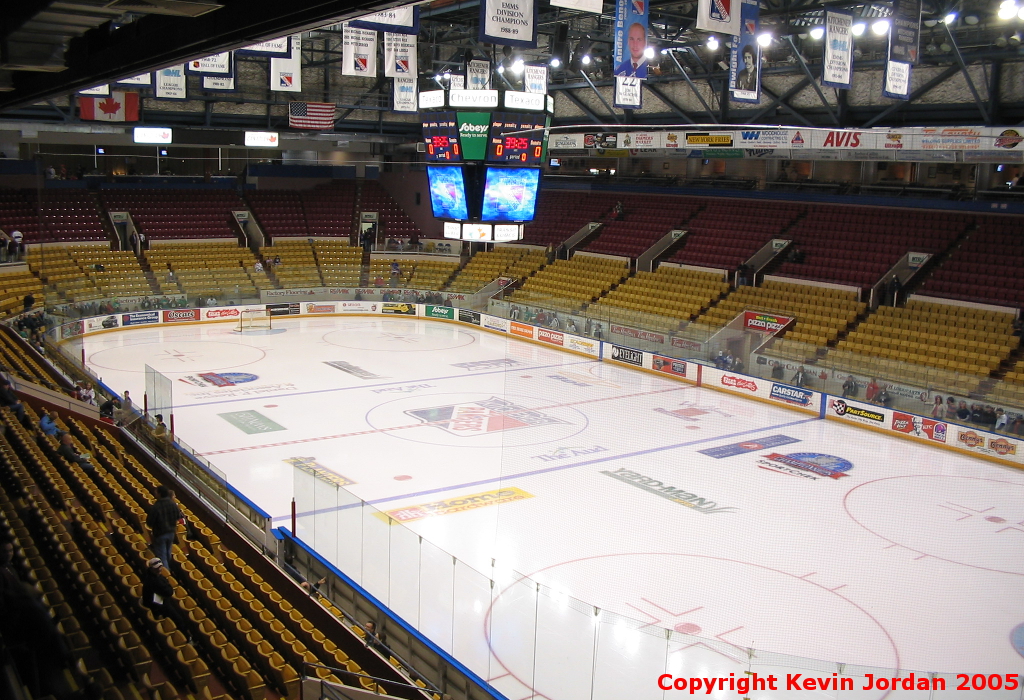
[480,167,541,222]
[426,166,470,220]
[422,111,462,162]
[486,112,547,165]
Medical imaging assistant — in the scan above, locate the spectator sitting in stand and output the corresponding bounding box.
[0,378,26,424]
[791,365,808,388]
[300,576,326,597]
[945,396,958,420]
[865,378,881,403]
[364,621,388,655]
[995,408,1008,432]
[57,433,94,475]
[842,375,858,398]
[956,401,971,421]
[99,397,120,420]
[970,404,985,424]
[39,410,63,437]
[875,387,892,407]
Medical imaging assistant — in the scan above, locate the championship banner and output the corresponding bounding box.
[822,9,854,89]
[889,0,922,64]
[203,76,236,91]
[468,59,492,89]
[154,66,187,99]
[614,0,649,79]
[614,76,643,108]
[116,73,152,86]
[393,77,417,112]
[480,0,537,48]
[697,0,741,37]
[450,74,466,90]
[270,39,302,92]
[78,84,110,96]
[237,37,291,56]
[186,52,232,74]
[524,65,547,93]
[551,0,602,12]
[729,0,760,103]
[343,24,378,77]
[883,58,911,100]
[351,5,419,34]
[384,33,417,78]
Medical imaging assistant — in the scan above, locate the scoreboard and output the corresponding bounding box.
[422,111,461,162]
[486,112,547,165]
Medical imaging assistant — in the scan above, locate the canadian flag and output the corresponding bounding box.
[80,92,140,121]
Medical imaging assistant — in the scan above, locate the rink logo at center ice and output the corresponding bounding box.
[405,396,567,437]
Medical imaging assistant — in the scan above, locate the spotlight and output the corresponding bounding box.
[757,32,772,47]
[1019,5,1024,18]
[550,56,561,67]
[706,35,719,50]
[809,26,824,39]
[497,64,505,74]
[998,2,1017,18]
[1011,31,1023,44]
[643,46,655,59]
[943,11,957,23]
[511,58,524,74]
[581,54,591,65]
[852,22,866,35]
[871,19,890,35]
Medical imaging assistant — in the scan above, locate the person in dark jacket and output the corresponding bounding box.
[146,486,182,570]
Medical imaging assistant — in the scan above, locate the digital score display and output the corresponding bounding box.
[422,111,462,162]
[486,112,547,165]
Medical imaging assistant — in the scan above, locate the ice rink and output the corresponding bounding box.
[69,316,1024,699]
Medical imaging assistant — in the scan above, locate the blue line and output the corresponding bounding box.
[172,358,599,409]
[272,415,820,522]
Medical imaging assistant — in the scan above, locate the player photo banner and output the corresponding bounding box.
[186,51,232,74]
[480,0,537,48]
[270,40,302,92]
[351,5,420,34]
[822,9,854,89]
[614,76,643,109]
[384,33,417,78]
[154,66,187,99]
[697,0,741,37]
[524,65,547,93]
[883,59,911,100]
[468,60,492,89]
[728,0,760,103]
[614,0,649,79]
[343,24,378,77]
[393,76,417,112]
[889,0,922,64]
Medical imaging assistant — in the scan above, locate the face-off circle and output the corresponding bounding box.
[845,475,1024,574]
[365,392,588,448]
[485,553,899,700]
[323,321,475,352]
[89,340,266,373]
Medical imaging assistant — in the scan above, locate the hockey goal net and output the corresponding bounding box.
[237,309,272,331]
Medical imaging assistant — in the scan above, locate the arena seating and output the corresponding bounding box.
[580,195,703,258]
[262,240,323,288]
[100,190,244,240]
[0,268,43,315]
[0,189,40,242]
[301,182,357,238]
[774,205,970,288]
[246,190,309,238]
[0,326,61,390]
[915,215,1024,307]
[368,258,459,289]
[523,191,611,248]
[315,240,364,286]
[446,246,547,293]
[28,245,154,302]
[586,266,729,332]
[37,191,110,243]
[147,242,268,300]
[700,280,864,347]
[668,200,803,270]
[834,299,1018,390]
[509,254,628,313]
[358,181,421,240]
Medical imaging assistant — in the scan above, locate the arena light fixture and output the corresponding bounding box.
[706,35,720,50]
[510,58,525,74]
[809,26,825,39]
[550,57,561,67]
[871,19,890,35]
[964,13,979,23]
[943,11,957,23]
[1018,5,1024,18]
[643,46,655,59]
[1011,31,1023,44]
[756,32,773,47]
[852,21,867,35]
[581,54,592,65]
[998,1,1017,18]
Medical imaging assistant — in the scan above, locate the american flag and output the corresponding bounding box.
[288,102,336,130]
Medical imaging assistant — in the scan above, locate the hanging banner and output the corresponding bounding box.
[614,0,650,78]
[883,58,911,100]
[186,52,232,74]
[450,74,466,90]
[383,32,417,78]
[351,6,419,34]
[238,37,291,56]
[613,76,642,109]
[697,0,742,37]
[393,77,417,112]
[343,24,379,77]
[154,66,187,99]
[729,0,760,103]
[468,60,492,89]
[270,39,302,92]
[822,9,854,89]
[889,0,922,64]
[203,76,236,91]
[116,73,152,86]
[480,0,537,48]
[524,65,547,93]
[551,0,602,12]
[79,84,110,96]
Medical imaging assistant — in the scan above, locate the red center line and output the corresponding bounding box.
[199,385,691,456]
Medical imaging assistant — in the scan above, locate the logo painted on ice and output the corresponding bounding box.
[405,396,566,437]
[759,452,853,480]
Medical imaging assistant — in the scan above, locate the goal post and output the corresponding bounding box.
[237,309,272,332]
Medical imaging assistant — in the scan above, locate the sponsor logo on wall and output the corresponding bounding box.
[828,398,884,423]
[652,355,687,378]
[721,375,758,392]
[206,308,241,319]
[340,301,379,313]
[482,315,510,332]
[769,383,814,406]
[537,328,564,346]
[405,396,566,437]
[611,324,666,344]
[510,321,534,339]
[267,302,301,316]
[601,467,736,514]
[457,309,481,324]
[383,487,533,523]
[671,337,703,352]
[891,412,947,443]
[305,303,336,314]
[382,303,416,315]
[325,360,386,379]
[565,335,596,354]
[121,311,160,326]
[162,309,200,322]
[425,305,455,320]
[284,456,356,486]
[610,345,643,366]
